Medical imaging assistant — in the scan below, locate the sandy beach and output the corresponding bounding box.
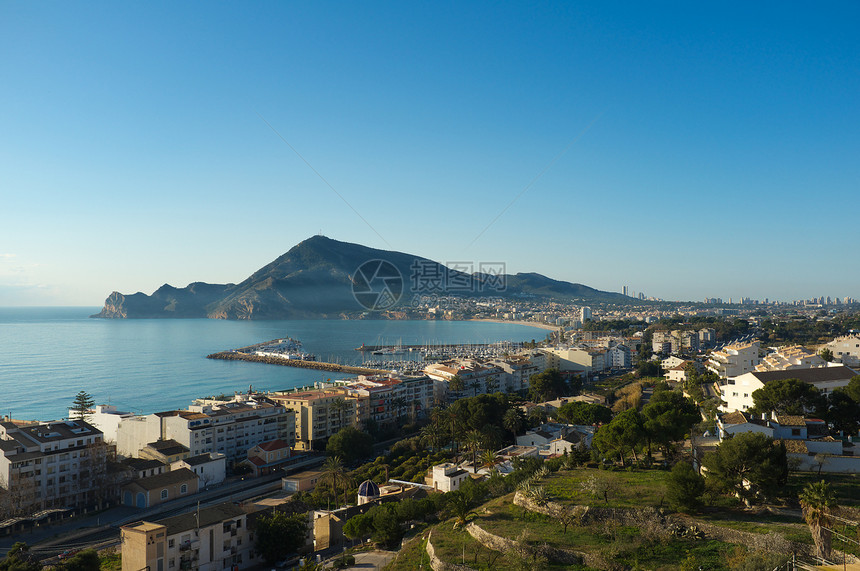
[467,318,559,332]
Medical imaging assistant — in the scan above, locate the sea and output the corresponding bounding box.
[0,307,547,422]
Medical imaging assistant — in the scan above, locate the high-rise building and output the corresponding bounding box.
[581,307,592,322]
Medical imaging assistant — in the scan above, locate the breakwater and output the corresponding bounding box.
[207,351,389,375]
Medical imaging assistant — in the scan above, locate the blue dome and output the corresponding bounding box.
[357,480,380,497]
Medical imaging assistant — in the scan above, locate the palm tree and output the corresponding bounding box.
[468,379,480,397]
[503,408,524,438]
[485,375,499,394]
[321,456,349,508]
[444,407,462,458]
[464,430,484,473]
[446,490,477,528]
[480,449,499,471]
[421,422,445,453]
[392,396,407,423]
[800,480,838,561]
[449,375,465,395]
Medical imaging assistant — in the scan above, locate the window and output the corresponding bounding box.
[168,539,175,548]
[161,489,169,500]
[180,484,188,495]
[791,429,801,436]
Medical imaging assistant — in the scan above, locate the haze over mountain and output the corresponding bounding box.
[92,236,630,319]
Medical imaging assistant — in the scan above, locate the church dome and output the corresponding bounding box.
[357,479,380,498]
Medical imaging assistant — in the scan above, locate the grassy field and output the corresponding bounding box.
[383,467,856,569]
[541,467,672,509]
[382,534,430,571]
[786,472,860,506]
[472,493,738,570]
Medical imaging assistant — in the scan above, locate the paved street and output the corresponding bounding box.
[0,455,326,555]
[337,550,396,570]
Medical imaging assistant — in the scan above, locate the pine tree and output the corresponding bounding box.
[71,391,94,422]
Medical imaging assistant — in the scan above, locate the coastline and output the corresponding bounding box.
[467,318,558,332]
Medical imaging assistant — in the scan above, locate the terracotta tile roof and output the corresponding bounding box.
[777,439,808,454]
[720,412,748,425]
[157,502,245,535]
[145,440,189,456]
[775,415,805,427]
[126,467,198,491]
[256,439,289,452]
[752,366,857,385]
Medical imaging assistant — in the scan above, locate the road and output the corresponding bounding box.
[3,455,326,560]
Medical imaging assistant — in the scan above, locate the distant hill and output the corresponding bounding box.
[92,236,631,319]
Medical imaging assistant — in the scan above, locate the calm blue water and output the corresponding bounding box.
[0,307,545,421]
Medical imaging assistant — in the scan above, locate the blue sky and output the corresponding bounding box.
[1,1,858,305]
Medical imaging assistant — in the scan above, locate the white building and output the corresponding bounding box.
[487,357,538,393]
[756,345,826,372]
[540,346,607,374]
[171,453,226,487]
[67,405,135,443]
[719,365,857,412]
[661,356,687,371]
[116,394,294,463]
[606,344,632,369]
[0,419,111,511]
[431,463,469,492]
[716,412,773,441]
[581,307,592,322]
[707,341,761,380]
[424,360,504,403]
[825,335,860,367]
[517,423,594,451]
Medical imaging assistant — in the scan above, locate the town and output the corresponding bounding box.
[4,305,860,571]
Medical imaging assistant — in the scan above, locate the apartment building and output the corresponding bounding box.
[424,360,504,403]
[268,388,355,451]
[755,345,826,372]
[706,341,761,379]
[116,394,295,463]
[699,328,717,345]
[67,404,134,443]
[342,374,434,428]
[606,344,632,369]
[539,346,607,375]
[652,330,699,355]
[121,502,258,571]
[719,365,857,412]
[824,335,860,367]
[488,357,538,393]
[0,419,112,511]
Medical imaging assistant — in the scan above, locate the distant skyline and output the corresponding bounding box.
[2,2,859,306]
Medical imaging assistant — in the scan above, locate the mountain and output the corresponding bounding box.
[92,236,631,319]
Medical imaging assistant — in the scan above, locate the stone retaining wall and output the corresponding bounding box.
[424,532,475,571]
[514,491,860,565]
[465,521,587,566]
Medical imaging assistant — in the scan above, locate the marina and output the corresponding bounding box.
[206,350,388,375]
[356,340,525,361]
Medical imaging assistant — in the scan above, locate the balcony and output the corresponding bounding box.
[179,540,200,551]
